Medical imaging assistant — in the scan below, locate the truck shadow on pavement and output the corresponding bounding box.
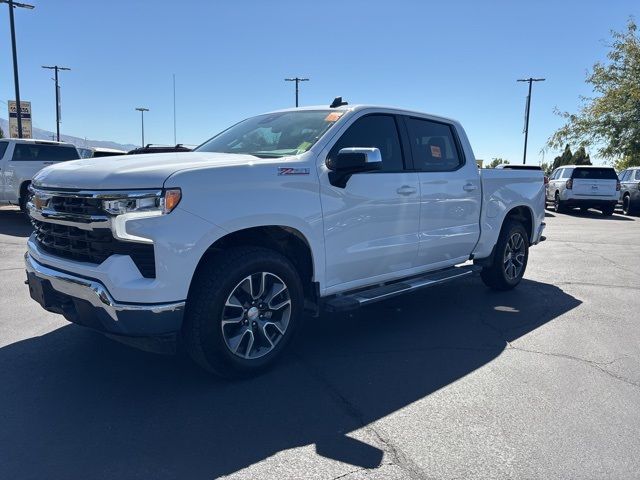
[0,207,33,237]
[0,278,579,479]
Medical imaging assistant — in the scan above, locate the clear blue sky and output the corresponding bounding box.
[1,0,637,164]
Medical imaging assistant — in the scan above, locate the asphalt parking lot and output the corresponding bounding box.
[1,206,639,480]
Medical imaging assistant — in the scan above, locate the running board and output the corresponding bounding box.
[324,265,480,312]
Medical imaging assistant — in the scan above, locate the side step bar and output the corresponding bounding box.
[324,265,480,312]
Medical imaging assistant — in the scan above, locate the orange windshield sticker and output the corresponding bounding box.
[430,145,442,158]
[325,112,344,122]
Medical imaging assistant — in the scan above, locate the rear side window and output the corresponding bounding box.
[561,168,573,179]
[405,118,463,171]
[635,170,640,181]
[619,170,630,181]
[12,144,79,162]
[329,114,404,171]
[0,141,8,159]
[571,168,617,180]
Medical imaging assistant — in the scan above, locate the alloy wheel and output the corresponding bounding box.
[221,272,292,360]
[503,232,526,281]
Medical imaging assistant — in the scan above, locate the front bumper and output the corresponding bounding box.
[25,253,185,337]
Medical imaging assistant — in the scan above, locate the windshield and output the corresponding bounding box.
[195,110,344,158]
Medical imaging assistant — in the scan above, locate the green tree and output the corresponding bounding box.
[571,146,592,165]
[487,157,509,168]
[551,144,573,171]
[547,18,640,168]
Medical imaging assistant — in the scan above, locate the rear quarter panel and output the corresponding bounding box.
[473,169,545,259]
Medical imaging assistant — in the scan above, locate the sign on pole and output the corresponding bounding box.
[8,100,32,138]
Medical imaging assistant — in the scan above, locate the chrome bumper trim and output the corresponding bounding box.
[25,253,185,323]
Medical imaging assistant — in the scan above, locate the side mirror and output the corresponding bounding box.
[327,147,382,187]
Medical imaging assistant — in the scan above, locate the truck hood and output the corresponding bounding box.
[32,152,263,190]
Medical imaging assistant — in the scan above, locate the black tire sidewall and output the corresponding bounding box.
[188,249,304,376]
[496,222,529,288]
[623,195,631,215]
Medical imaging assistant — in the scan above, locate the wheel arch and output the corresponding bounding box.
[189,225,318,306]
[503,205,534,243]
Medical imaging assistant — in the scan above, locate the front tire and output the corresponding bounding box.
[480,220,529,291]
[183,247,304,378]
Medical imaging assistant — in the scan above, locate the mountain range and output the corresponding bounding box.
[0,117,137,152]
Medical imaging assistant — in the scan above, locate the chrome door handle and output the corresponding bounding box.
[463,183,477,192]
[396,185,417,196]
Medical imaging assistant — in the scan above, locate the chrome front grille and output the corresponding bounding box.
[28,188,157,278]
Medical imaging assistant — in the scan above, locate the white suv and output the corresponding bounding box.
[546,165,620,215]
[0,139,80,211]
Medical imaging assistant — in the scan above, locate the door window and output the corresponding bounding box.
[329,115,404,171]
[561,168,574,179]
[0,141,8,159]
[405,118,463,171]
[635,170,640,180]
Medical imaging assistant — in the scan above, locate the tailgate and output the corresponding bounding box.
[572,178,617,197]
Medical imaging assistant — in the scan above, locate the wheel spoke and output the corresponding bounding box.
[227,328,251,356]
[269,298,291,311]
[514,253,525,266]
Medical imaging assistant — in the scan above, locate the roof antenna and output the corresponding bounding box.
[330,96,348,108]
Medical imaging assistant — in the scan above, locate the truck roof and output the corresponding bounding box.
[556,165,616,169]
[266,104,460,125]
[0,138,74,146]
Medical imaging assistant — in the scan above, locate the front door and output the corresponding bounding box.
[319,113,421,294]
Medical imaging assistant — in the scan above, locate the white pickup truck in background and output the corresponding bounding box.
[24,101,546,377]
[0,139,80,211]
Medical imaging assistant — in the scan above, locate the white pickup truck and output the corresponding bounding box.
[0,139,80,211]
[24,102,546,377]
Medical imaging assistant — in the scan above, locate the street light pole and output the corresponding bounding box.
[517,77,545,164]
[135,107,149,147]
[2,0,35,138]
[284,77,309,107]
[42,65,71,141]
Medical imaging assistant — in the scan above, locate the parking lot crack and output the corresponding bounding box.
[506,346,640,389]
[566,242,640,278]
[294,353,432,480]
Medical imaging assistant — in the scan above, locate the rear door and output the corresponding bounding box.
[571,167,618,198]
[402,116,482,268]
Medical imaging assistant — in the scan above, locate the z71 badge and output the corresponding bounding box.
[278,167,310,176]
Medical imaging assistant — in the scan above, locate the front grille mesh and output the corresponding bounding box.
[31,192,156,278]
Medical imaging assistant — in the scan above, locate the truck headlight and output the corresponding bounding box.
[103,189,181,215]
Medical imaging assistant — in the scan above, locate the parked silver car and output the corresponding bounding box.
[546,165,620,216]
[618,166,640,216]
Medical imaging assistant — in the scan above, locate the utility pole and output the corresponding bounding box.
[173,74,177,145]
[517,77,545,164]
[2,0,35,138]
[42,65,71,141]
[284,77,309,107]
[135,107,149,147]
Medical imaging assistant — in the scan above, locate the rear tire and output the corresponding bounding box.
[183,247,304,378]
[601,205,615,216]
[622,195,636,216]
[480,220,529,291]
[553,193,566,213]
